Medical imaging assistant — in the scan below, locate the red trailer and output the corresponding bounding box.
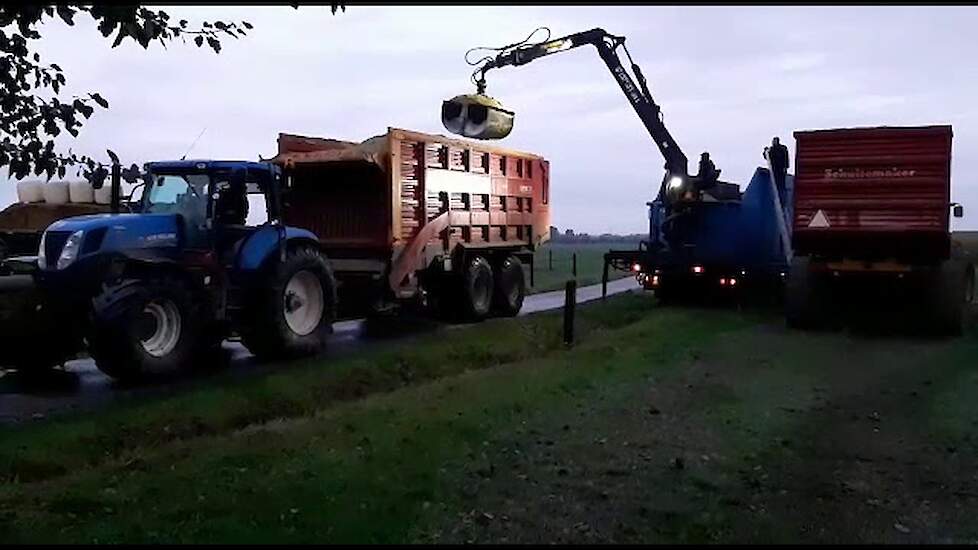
[786,125,973,333]
[270,127,551,320]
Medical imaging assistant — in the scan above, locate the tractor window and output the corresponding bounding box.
[246,186,270,227]
[144,174,208,227]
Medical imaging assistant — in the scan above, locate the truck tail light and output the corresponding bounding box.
[692,265,704,274]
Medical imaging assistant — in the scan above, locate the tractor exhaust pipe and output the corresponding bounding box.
[110,163,121,214]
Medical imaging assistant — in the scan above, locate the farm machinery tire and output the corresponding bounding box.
[785,256,833,330]
[492,255,526,317]
[241,247,337,360]
[928,259,974,337]
[459,255,494,322]
[88,277,203,382]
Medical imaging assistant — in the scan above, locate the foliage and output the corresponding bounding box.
[0,4,344,185]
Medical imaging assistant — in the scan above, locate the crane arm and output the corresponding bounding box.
[473,28,690,178]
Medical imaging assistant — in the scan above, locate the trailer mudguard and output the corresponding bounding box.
[235,225,320,272]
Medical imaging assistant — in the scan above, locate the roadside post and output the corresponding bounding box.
[563,279,576,346]
[572,253,577,277]
[601,254,609,299]
[549,249,553,271]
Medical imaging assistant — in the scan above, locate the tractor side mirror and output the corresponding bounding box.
[953,203,964,218]
[441,93,515,140]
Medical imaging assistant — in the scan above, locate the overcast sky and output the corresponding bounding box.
[4,5,978,234]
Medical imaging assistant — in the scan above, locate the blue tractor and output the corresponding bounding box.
[8,160,338,380]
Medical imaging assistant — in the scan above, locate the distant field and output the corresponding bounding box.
[529,242,639,294]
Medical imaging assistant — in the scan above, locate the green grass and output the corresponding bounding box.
[530,242,636,293]
[0,293,748,543]
[4,293,978,543]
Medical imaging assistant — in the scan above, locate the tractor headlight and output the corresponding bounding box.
[36,231,47,269]
[57,230,84,270]
[668,176,684,191]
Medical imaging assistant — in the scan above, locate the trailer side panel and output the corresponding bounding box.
[792,125,952,262]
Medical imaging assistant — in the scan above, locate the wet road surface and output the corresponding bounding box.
[0,277,639,425]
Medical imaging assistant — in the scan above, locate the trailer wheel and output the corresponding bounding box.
[929,259,972,336]
[492,255,525,317]
[241,247,337,360]
[88,278,202,382]
[785,256,831,329]
[460,255,494,321]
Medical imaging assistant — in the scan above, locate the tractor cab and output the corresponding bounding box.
[140,160,283,266]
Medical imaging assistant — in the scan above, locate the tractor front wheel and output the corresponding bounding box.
[88,278,202,382]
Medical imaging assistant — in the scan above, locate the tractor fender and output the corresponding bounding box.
[90,278,148,323]
[235,225,321,272]
[85,252,195,320]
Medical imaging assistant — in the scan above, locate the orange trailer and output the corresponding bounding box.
[270,127,551,319]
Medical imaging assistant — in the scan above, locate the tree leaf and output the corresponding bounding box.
[242,21,253,29]
[207,37,221,54]
[56,5,75,26]
[91,93,109,109]
[194,35,203,47]
[106,149,119,165]
[112,28,125,48]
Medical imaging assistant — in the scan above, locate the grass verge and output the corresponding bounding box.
[0,292,750,542]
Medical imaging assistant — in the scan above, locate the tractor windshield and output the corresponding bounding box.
[143,173,209,225]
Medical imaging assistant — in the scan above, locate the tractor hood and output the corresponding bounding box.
[47,213,180,243]
[40,213,182,270]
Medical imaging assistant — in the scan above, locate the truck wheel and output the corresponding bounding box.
[460,255,494,321]
[655,277,687,304]
[929,260,972,336]
[88,278,201,382]
[785,256,830,329]
[241,247,337,360]
[492,255,525,317]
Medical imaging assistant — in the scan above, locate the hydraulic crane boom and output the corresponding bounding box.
[471,28,691,179]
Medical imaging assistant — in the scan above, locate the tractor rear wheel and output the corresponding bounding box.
[492,255,525,317]
[88,278,202,382]
[241,247,337,360]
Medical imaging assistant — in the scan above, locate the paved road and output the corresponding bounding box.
[0,277,640,425]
